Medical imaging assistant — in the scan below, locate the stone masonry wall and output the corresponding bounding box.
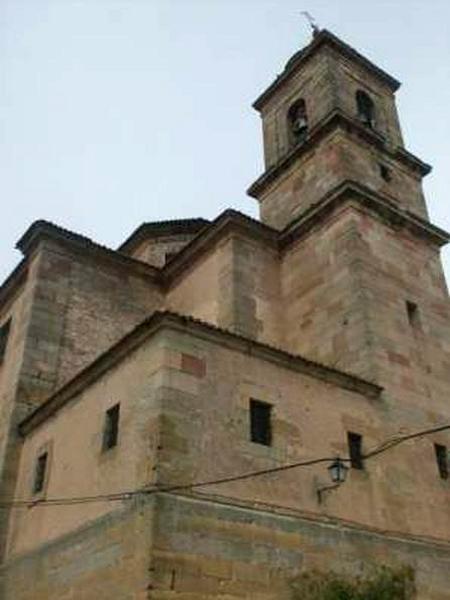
[150,492,450,600]
[166,233,283,346]
[281,202,374,380]
[129,233,201,268]
[20,239,162,404]
[1,499,154,600]
[258,130,427,231]
[5,335,169,558]
[154,327,450,540]
[260,50,333,169]
[259,41,403,174]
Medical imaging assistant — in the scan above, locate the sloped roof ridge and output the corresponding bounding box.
[19,310,383,436]
[118,217,211,253]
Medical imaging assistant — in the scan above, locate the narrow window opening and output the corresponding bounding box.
[356,90,375,128]
[379,164,392,182]
[347,432,364,469]
[33,452,48,494]
[249,399,272,446]
[0,319,11,362]
[287,98,308,146]
[435,444,449,480]
[103,403,120,451]
[406,301,420,329]
[165,251,177,264]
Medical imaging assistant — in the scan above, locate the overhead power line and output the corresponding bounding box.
[1,423,449,510]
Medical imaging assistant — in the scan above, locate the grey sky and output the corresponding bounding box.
[1,0,449,285]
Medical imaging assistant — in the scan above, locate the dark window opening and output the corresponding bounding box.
[435,444,449,480]
[103,403,120,451]
[379,164,392,182]
[287,98,308,146]
[165,251,177,264]
[33,452,48,494]
[347,432,364,469]
[0,319,11,362]
[250,399,272,446]
[406,301,420,329]
[356,90,375,128]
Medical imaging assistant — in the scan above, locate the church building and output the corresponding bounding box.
[0,29,450,599]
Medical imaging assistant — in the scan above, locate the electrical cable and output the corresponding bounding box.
[0,422,449,510]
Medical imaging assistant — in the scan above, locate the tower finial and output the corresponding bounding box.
[300,11,320,37]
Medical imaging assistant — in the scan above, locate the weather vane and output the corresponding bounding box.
[301,11,320,37]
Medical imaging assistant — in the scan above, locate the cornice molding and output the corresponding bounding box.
[279,180,450,249]
[247,110,431,200]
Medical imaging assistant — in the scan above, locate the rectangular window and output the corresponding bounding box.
[33,452,48,494]
[406,301,420,329]
[347,432,364,469]
[0,319,11,362]
[434,443,449,480]
[249,399,272,446]
[102,403,120,451]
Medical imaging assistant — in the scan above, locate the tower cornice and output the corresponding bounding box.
[279,180,450,249]
[247,110,431,200]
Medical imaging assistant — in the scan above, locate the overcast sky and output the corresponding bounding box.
[1,0,449,285]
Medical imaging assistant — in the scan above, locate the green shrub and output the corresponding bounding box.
[291,565,415,599]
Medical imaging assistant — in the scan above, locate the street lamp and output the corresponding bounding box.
[317,457,349,503]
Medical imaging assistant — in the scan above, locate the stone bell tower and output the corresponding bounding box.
[248,29,431,229]
[248,29,450,427]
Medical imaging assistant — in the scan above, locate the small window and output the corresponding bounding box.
[165,251,177,264]
[434,444,449,480]
[347,432,364,469]
[406,301,420,329]
[102,404,120,451]
[249,399,272,446]
[33,452,48,494]
[356,90,375,128]
[287,98,308,146]
[0,319,11,362]
[379,164,392,182]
